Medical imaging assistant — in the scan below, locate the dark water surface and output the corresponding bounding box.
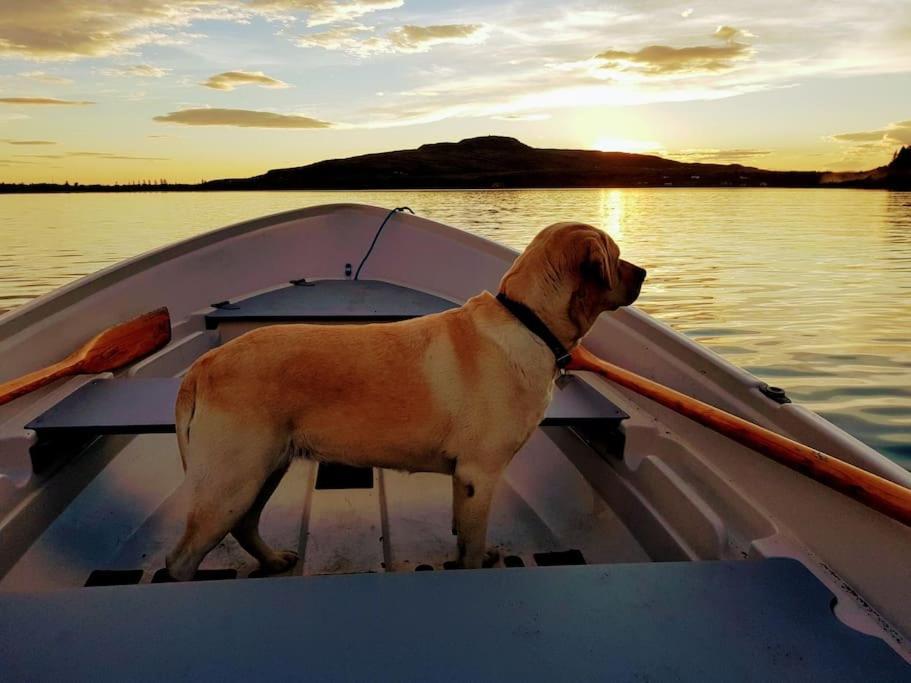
[1,189,909,468]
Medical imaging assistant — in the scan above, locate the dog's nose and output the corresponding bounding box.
[632,264,647,284]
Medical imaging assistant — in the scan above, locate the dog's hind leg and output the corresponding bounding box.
[230,464,298,574]
[451,475,463,536]
[166,419,283,581]
[166,468,271,581]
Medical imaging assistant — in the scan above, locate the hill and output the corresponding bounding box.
[205,136,819,190]
[821,146,911,189]
[2,137,907,193]
[202,136,819,190]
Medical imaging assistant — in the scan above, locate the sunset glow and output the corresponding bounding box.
[593,138,663,154]
[0,1,908,184]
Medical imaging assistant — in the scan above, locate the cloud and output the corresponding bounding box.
[386,24,486,52]
[832,131,886,142]
[342,2,909,132]
[491,113,551,121]
[297,23,486,55]
[668,148,772,163]
[201,70,290,91]
[714,25,749,42]
[359,43,772,129]
[0,97,93,105]
[105,64,170,78]
[14,151,168,161]
[249,0,403,27]
[596,26,753,75]
[831,120,911,146]
[0,2,250,60]
[3,139,56,145]
[295,24,373,51]
[0,1,403,60]
[0,158,46,165]
[19,71,73,84]
[154,107,332,128]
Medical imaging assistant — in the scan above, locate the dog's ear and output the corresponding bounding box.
[580,234,617,290]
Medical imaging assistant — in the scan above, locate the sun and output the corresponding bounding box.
[594,137,662,154]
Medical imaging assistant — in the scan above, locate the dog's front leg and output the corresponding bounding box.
[453,462,502,569]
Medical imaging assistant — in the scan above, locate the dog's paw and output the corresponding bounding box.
[261,549,299,574]
[482,549,500,568]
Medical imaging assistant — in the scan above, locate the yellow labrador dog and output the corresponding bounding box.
[166,222,646,580]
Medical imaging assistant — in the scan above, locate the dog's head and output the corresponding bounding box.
[499,222,646,344]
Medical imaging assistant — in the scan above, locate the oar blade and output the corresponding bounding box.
[78,307,172,373]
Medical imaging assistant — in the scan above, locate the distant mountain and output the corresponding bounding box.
[1,138,907,194]
[201,136,821,190]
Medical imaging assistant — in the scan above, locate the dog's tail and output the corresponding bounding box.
[174,369,198,472]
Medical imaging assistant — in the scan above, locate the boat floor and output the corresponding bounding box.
[1,430,650,591]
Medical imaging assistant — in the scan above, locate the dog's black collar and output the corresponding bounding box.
[496,292,572,369]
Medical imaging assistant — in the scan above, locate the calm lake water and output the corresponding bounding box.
[1,189,909,469]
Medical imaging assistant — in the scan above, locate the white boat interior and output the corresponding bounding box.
[0,204,909,679]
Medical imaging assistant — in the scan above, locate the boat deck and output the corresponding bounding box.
[1,426,650,590]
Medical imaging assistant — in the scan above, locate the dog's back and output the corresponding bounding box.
[174,297,551,474]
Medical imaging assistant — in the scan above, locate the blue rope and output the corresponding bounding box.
[353,206,414,280]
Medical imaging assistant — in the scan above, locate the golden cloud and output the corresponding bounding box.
[832,120,911,146]
[3,139,56,145]
[491,113,551,121]
[387,24,485,51]
[201,71,290,91]
[295,24,373,51]
[106,64,170,78]
[669,148,772,163]
[0,2,244,60]
[0,97,93,105]
[0,1,403,60]
[249,0,403,27]
[597,26,753,75]
[14,151,168,160]
[297,22,486,55]
[19,71,74,84]
[154,107,332,128]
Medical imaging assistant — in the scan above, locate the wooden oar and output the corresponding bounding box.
[0,307,171,407]
[566,345,911,527]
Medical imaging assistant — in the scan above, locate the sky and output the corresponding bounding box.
[0,0,909,184]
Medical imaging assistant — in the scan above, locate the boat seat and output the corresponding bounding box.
[25,375,628,436]
[204,279,457,329]
[1,559,906,679]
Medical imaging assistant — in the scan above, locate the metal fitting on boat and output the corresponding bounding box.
[758,383,791,404]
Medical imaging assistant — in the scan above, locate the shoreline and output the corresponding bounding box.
[1,183,908,195]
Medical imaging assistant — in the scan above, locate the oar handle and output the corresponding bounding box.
[567,345,911,527]
[0,360,81,407]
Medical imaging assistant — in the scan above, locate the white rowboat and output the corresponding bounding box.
[0,204,909,679]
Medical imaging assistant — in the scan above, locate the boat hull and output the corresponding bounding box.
[0,204,908,663]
